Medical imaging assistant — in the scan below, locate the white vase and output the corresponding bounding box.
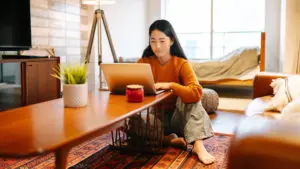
[63,83,88,107]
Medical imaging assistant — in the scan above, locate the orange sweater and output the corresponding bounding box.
[137,56,202,103]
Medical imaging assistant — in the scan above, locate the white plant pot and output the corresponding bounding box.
[63,83,88,107]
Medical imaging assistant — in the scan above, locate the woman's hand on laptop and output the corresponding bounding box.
[155,82,172,90]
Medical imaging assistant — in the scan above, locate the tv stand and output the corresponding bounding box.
[2,55,49,59]
[0,57,60,111]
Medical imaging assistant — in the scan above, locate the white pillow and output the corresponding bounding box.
[281,99,300,123]
[264,76,300,112]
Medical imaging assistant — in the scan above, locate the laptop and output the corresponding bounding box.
[100,63,165,95]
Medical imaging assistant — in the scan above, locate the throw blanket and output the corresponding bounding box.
[190,47,260,81]
[265,76,300,112]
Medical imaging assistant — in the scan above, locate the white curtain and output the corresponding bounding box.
[295,40,300,74]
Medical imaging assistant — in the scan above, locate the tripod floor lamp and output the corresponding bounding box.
[85,9,118,89]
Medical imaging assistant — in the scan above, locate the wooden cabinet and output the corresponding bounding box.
[21,58,60,105]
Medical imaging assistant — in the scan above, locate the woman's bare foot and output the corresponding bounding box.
[163,133,187,149]
[192,140,215,164]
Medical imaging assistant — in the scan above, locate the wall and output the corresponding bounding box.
[80,5,89,62]
[87,0,147,91]
[147,0,163,28]
[30,0,88,64]
[265,0,281,72]
[97,0,147,62]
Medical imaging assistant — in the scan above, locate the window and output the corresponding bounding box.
[164,0,265,60]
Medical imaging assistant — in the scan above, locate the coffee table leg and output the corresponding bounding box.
[55,147,70,169]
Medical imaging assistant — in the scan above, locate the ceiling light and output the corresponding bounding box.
[82,0,116,5]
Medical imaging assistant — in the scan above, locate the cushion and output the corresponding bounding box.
[245,95,282,119]
[281,99,300,123]
[201,88,219,114]
[265,76,300,112]
[245,95,274,116]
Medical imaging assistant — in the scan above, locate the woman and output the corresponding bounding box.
[137,19,215,164]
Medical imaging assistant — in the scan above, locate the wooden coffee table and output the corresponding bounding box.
[0,91,172,169]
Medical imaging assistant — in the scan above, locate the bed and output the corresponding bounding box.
[191,32,265,87]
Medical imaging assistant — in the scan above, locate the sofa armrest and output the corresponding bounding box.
[253,72,288,99]
[228,117,300,169]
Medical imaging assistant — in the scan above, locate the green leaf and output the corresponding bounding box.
[51,62,88,84]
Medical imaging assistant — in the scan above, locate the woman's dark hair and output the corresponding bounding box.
[142,19,187,60]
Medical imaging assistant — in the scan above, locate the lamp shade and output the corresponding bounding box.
[82,0,116,5]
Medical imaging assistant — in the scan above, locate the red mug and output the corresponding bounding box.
[126,85,144,102]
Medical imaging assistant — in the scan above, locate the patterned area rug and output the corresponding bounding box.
[0,134,112,169]
[70,134,231,169]
[0,134,231,169]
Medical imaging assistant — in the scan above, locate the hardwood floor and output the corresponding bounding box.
[207,85,252,135]
[210,111,245,135]
[0,85,22,111]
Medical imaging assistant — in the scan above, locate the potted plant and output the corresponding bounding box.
[52,62,88,107]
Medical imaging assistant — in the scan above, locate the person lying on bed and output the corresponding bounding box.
[137,19,215,165]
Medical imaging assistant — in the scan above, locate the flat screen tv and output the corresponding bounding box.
[0,0,32,51]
